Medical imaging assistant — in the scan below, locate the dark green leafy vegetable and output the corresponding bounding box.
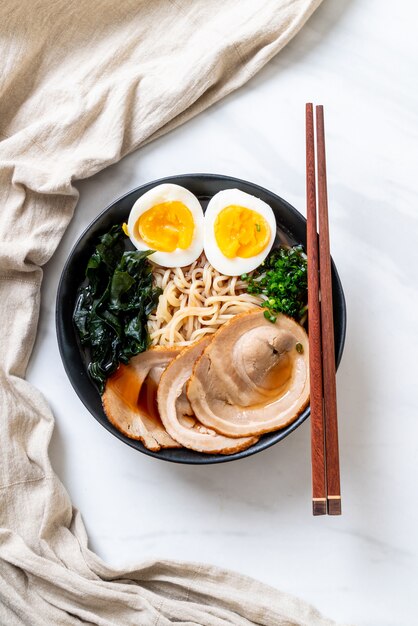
[73,225,161,393]
[242,245,307,322]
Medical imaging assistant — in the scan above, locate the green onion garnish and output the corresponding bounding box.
[264,310,277,324]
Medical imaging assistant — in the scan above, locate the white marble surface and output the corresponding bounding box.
[26,1,418,624]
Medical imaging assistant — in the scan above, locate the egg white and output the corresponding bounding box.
[127,183,204,268]
[204,189,276,276]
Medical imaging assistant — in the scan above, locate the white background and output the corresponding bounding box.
[27,1,418,624]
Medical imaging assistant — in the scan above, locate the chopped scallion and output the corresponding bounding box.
[241,245,307,322]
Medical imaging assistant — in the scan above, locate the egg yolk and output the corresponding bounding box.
[135,201,194,252]
[214,205,270,258]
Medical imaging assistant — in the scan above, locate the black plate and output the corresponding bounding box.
[56,173,346,464]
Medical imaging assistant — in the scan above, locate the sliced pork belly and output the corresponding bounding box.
[187,310,309,437]
[157,338,258,454]
[102,346,182,451]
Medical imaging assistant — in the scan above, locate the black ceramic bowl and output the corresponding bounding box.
[56,173,346,464]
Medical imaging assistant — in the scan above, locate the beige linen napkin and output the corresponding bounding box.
[0,1,348,624]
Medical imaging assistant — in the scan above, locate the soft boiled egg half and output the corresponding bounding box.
[204,189,276,275]
[127,183,204,267]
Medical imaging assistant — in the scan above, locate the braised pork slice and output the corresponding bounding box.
[187,310,309,437]
[102,346,182,451]
[157,338,258,454]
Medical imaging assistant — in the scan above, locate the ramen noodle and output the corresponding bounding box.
[148,254,264,346]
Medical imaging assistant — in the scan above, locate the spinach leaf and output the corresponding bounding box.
[73,225,161,392]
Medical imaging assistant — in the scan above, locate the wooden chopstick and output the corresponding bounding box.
[306,104,342,516]
[315,105,341,515]
[305,103,327,516]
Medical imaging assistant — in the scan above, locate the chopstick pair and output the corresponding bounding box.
[305,103,341,516]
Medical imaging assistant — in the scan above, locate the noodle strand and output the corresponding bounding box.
[148,253,264,346]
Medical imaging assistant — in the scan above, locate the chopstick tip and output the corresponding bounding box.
[327,497,342,516]
[312,498,327,516]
